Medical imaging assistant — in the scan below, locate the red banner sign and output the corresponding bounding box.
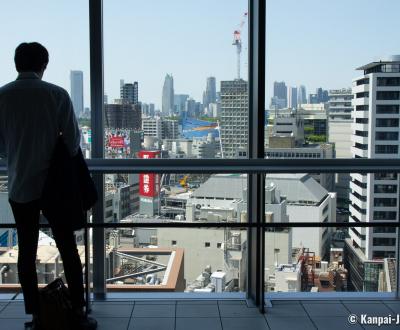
[139,151,161,197]
[108,136,125,148]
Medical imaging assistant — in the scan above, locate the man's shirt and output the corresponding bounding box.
[0,72,80,203]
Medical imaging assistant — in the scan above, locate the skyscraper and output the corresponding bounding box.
[287,86,298,109]
[347,55,400,291]
[297,85,307,106]
[105,103,142,130]
[220,79,248,158]
[316,87,329,103]
[70,70,84,117]
[203,77,217,110]
[271,81,287,109]
[120,82,138,104]
[162,74,174,116]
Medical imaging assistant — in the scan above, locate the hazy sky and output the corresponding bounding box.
[0,0,399,109]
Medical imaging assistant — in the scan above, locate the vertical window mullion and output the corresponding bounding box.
[89,0,106,298]
[247,0,266,312]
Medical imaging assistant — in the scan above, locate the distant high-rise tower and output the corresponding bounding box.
[271,81,287,109]
[70,70,84,117]
[287,86,298,109]
[220,79,248,158]
[162,74,174,116]
[347,55,400,291]
[203,77,217,110]
[120,82,138,104]
[297,85,307,106]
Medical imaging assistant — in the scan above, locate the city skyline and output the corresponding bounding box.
[1,1,399,109]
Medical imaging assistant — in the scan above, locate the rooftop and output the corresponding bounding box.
[356,55,400,70]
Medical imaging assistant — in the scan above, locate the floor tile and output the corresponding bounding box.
[302,302,349,316]
[299,300,341,304]
[343,303,392,316]
[177,300,218,305]
[129,317,175,330]
[341,300,384,304]
[270,300,301,306]
[176,304,219,317]
[218,300,247,305]
[134,300,175,305]
[91,303,134,318]
[362,324,400,330]
[132,304,175,318]
[0,294,16,300]
[219,304,263,318]
[221,317,270,330]
[311,316,363,330]
[0,318,32,330]
[96,317,130,330]
[384,302,400,314]
[0,303,27,318]
[176,317,222,330]
[265,315,316,330]
[265,304,308,317]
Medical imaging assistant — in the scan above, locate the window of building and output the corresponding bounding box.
[374,198,397,207]
[375,132,399,140]
[372,251,396,259]
[205,242,211,248]
[374,184,398,194]
[376,105,399,114]
[373,227,396,234]
[356,92,369,98]
[172,240,177,246]
[377,77,400,86]
[356,78,370,86]
[373,238,396,246]
[217,243,222,248]
[374,173,397,180]
[375,145,398,154]
[356,105,369,111]
[376,91,400,100]
[376,118,399,127]
[356,118,369,124]
[355,130,368,137]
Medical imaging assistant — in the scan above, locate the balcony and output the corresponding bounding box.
[352,83,369,94]
[351,146,368,158]
[352,97,369,107]
[351,134,368,145]
[352,122,369,132]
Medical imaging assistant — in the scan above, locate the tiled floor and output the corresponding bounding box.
[0,299,399,329]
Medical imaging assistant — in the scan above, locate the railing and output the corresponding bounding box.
[1,158,400,312]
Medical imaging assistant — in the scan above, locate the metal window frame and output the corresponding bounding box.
[0,0,399,309]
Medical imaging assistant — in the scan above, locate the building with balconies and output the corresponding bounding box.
[348,56,400,290]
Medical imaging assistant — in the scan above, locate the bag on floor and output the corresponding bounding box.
[38,277,72,330]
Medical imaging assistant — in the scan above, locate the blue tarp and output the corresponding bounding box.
[182,118,219,139]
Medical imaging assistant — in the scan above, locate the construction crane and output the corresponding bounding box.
[232,12,248,80]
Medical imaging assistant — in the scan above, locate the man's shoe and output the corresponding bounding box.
[71,313,97,330]
[24,318,43,330]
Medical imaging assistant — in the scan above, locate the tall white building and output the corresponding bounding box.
[349,56,400,267]
[328,88,353,206]
[297,85,307,106]
[220,79,248,158]
[162,74,174,116]
[287,86,298,109]
[70,70,84,117]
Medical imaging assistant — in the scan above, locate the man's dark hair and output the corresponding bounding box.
[14,42,49,73]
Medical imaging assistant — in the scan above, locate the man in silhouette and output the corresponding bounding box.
[0,42,96,329]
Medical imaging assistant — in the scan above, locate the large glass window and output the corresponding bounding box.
[104,0,248,160]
